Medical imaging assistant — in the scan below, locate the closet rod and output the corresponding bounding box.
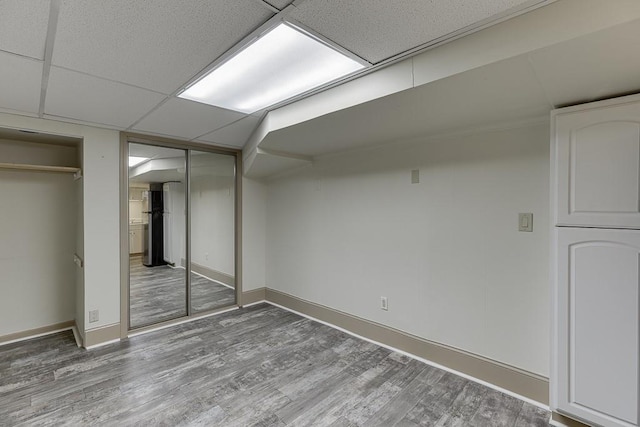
[0,162,80,174]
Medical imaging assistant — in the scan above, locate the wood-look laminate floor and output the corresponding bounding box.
[0,304,551,426]
[129,256,235,328]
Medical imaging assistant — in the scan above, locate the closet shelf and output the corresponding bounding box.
[0,162,81,174]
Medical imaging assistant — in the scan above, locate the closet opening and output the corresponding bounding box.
[0,127,83,344]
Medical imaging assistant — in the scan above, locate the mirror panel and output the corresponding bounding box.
[189,150,236,312]
[128,143,187,328]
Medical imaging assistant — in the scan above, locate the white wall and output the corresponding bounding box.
[0,141,77,336]
[82,128,121,332]
[242,177,267,292]
[266,122,550,376]
[0,113,121,335]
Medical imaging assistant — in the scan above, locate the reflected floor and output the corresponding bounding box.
[130,256,235,328]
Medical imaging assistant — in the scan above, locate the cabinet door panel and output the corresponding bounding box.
[556,228,639,427]
[555,100,640,228]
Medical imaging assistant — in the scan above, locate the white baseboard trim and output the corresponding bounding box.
[71,325,82,347]
[84,323,121,348]
[241,287,266,306]
[0,321,75,347]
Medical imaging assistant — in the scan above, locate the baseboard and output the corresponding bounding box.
[265,288,549,405]
[241,287,266,306]
[0,320,75,346]
[84,323,121,348]
[550,412,591,427]
[73,320,84,347]
[183,259,235,287]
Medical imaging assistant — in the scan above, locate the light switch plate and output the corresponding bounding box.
[411,169,419,184]
[518,213,533,232]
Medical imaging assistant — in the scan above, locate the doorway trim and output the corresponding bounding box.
[119,132,242,339]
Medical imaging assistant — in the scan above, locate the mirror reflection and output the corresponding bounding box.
[190,151,236,312]
[128,143,187,328]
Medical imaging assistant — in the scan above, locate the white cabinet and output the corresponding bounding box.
[129,187,146,201]
[129,224,143,254]
[554,228,639,427]
[553,98,640,228]
[552,94,640,427]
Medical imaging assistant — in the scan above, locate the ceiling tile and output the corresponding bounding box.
[133,98,245,140]
[290,0,540,63]
[0,0,50,60]
[52,0,273,93]
[0,52,43,114]
[45,67,166,128]
[529,19,640,108]
[197,115,262,148]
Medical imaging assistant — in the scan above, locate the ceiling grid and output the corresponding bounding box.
[38,0,61,117]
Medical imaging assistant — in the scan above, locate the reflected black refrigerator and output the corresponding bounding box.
[143,184,165,266]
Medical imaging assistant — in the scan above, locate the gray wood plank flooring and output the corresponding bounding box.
[129,256,235,328]
[0,304,551,426]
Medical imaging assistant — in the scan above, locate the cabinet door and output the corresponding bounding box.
[133,229,141,254]
[554,227,639,427]
[554,99,640,228]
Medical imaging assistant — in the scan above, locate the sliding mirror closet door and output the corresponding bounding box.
[189,150,236,312]
[128,143,187,328]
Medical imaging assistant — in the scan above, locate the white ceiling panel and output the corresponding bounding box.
[289,0,544,63]
[45,67,166,128]
[0,0,50,60]
[133,98,245,140]
[197,115,262,148]
[529,18,640,108]
[0,52,43,114]
[259,55,551,157]
[52,0,272,94]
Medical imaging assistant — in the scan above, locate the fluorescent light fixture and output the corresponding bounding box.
[179,22,366,113]
[128,156,148,167]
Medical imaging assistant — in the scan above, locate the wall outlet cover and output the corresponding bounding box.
[89,310,99,323]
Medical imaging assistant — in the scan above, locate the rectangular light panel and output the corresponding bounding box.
[179,22,366,114]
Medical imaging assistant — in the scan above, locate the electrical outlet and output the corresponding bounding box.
[205,252,209,260]
[89,310,99,323]
[380,296,388,311]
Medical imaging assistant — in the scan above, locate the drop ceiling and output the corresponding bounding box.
[0,0,555,149]
[1,0,640,175]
